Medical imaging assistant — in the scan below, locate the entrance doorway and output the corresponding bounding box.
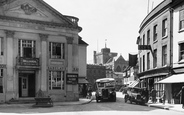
[19,71,36,97]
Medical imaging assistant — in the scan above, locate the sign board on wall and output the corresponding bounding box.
[66,73,78,85]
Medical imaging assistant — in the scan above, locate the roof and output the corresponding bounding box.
[79,37,88,45]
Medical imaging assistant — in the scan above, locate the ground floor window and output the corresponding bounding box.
[0,69,3,93]
[49,71,64,90]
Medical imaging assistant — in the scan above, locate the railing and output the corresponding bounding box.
[16,57,40,66]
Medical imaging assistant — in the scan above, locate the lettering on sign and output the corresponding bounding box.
[48,66,65,70]
[66,73,78,85]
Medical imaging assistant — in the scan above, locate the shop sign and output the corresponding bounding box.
[48,66,65,70]
[19,57,39,66]
[66,73,78,85]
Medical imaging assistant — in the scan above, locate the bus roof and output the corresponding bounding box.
[96,78,115,83]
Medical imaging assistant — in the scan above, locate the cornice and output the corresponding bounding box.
[0,15,82,32]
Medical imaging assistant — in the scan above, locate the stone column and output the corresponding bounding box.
[5,30,15,100]
[66,37,73,73]
[39,34,48,92]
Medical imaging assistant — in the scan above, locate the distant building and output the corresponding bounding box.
[87,64,106,90]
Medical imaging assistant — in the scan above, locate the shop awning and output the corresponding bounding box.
[78,78,89,84]
[128,80,139,87]
[156,74,184,83]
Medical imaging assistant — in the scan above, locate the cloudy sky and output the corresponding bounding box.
[44,0,164,63]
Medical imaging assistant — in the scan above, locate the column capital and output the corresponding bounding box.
[5,30,15,38]
[66,37,73,44]
[39,33,48,41]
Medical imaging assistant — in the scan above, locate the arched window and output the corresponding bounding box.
[116,66,121,72]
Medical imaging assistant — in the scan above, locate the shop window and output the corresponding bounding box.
[49,42,65,59]
[162,18,167,37]
[18,39,36,58]
[0,69,3,93]
[179,9,184,30]
[162,45,167,66]
[49,71,64,90]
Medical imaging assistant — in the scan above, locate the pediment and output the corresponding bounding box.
[0,0,73,25]
[8,3,47,17]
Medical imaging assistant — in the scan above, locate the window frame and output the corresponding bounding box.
[147,30,150,45]
[153,24,158,42]
[179,9,184,31]
[153,49,157,68]
[0,69,3,93]
[162,18,168,37]
[49,42,65,59]
[179,42,184,61]
[162,45,167,66]
[18,39,36,58]
[147,52,150,70]
[48,71,64,90]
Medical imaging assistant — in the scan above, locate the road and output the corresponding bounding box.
[0,92,183,115]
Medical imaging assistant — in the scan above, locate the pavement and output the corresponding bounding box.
[147,102,184,113]
[0,98,93,108]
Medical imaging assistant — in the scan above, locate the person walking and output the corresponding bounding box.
[151,87,157,103]
[177,86,184,109]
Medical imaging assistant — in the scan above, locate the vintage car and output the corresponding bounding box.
[124,87,147,105]
[95,78,116,102]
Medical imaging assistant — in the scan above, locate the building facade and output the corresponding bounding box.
[137,0,173,103]
[0,0,85,103]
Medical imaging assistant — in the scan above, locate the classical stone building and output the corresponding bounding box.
[0,0,86,103]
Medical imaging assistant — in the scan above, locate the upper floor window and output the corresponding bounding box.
[179,42,184,61]
[143,34,145,45]
[143,55,145,72]
[140,57,142,72]
[0,69,3,93]
[162,19,167,37]
[147,52,150,70]
[147,30,150,45]
[153,49,157,68]
[162,45,167,66]
[153,24,158,41]
[179,9,184,30]
[18,39,36,58]
[0,37,4,56]
[49,42,65,59]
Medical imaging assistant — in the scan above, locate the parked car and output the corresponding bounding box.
[95,78,116,102]
[124,87,147,105]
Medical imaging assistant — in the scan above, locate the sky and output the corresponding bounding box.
[44,0,164,63]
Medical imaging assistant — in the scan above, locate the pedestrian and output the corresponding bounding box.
[161,90,166,105]
[151,87,157,103]
[82,84,87,98]
[177,86,184,109]
[87,85,92,99]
